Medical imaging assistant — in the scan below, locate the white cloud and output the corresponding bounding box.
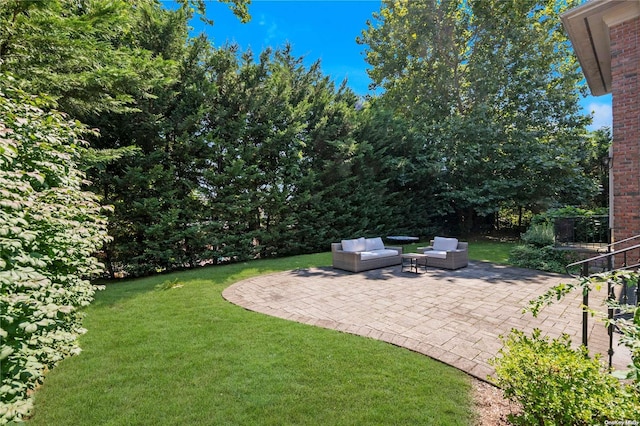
[266,23,279,43]
[587,101,612,130]
[256,14,281,46]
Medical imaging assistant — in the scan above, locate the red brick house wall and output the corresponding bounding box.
[611,16,640,248]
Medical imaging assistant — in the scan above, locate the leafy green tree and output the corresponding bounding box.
[87,25,213,276]
[0,80,110,424]
[359,0,596,233]
[295,79,377,246]
[0,0,201,276]
[178,0,251,24]
[579,127,611,209]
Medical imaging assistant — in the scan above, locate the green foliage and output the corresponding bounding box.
[528,271,640,387]
[0,81,110,423]
[533,206,609,224]
[96,38,396,276]
[491,329,639,425]
[579,127,611,209]
[353,102,446,235]
[509,210,602,272]
[611,303,640,387]
[0,0,608,279]
[530,206,610,245]
[359,0,599,228]
[176,0,251,24]
[508,245,577,274]
[520,223,555,247]
[0,0,182,119]
[497,206,533,231]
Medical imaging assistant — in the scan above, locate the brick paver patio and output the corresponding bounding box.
[222,261,631,381]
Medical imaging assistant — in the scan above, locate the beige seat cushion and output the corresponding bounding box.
[360,249,399,261]
[424,250,448,259]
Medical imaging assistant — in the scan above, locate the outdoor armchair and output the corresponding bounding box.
[418,237,468,270]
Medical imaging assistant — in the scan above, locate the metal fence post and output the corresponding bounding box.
[607,279,615,369]
[582,262,589,348]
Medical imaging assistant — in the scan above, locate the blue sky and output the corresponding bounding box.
[185,0,612,130]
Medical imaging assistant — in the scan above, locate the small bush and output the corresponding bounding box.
[520,223,555,247]
[490,329,640,425]
[508,244,576,273]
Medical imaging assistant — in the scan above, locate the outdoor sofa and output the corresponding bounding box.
[332,237,403,272]
[418,236,468,270]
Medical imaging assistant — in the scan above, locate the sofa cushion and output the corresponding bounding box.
[365,237,385,251]
[424,250,448,259]
[341,237,366,252]
[360,249,399,260]
[433,237,458,251]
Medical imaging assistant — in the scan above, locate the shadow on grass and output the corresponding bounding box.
[89,242,545,310]
[89,252,333,308]
[290,261,568,286]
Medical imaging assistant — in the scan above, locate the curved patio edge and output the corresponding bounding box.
[222,263,628,381]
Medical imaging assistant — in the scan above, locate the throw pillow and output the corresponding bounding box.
[433,236,459,251]
[341,237,366,252]
[365,237,385,251]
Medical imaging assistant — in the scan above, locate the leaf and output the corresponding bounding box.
[0,346,13,361]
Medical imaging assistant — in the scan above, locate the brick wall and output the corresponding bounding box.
[611,16,640,249]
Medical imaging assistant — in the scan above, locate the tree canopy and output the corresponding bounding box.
[358,0,597,231]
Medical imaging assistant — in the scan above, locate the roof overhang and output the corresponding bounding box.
[562,0,640,96]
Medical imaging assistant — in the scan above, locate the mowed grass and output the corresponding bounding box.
[28,251,492,426]
[403,237,516,265]
[466,238,517,264]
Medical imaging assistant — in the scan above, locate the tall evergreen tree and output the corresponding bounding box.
[0,0,174,119]
[89,12,214,276]
[200,44,376,260]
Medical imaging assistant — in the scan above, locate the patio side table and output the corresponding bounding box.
[401,253,428,274]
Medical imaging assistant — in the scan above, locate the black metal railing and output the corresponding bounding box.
[554,215,610,249]
[566,234,640,368]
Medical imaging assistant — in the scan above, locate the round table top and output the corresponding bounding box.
[386,235,419,242]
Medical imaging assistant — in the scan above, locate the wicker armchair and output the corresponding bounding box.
[418,237,468,270]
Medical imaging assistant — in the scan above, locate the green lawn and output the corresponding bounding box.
[403,237,516,264]
[466,238,517,264]
[29,241,513,425]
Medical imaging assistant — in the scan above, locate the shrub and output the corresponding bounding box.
[529,271,640,390]
[490,329,640,425]
[508,244,577,273]
[0,82,110,423]
[520,223,555,247]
